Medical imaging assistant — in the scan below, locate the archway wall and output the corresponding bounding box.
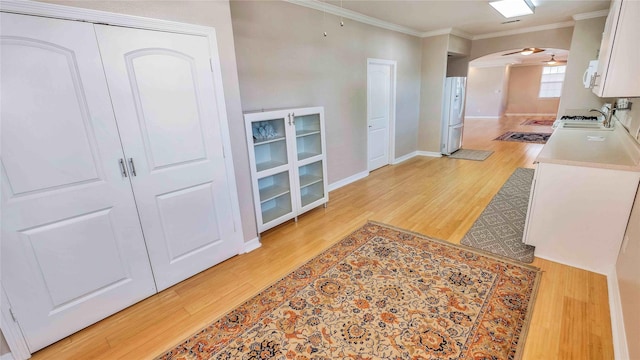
[470,27,573,61]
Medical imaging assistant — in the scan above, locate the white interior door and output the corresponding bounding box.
[367,62,392,171]
[95,25,243,291]
[0,13,157,352]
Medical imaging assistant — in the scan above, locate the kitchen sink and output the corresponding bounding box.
[560,121,614,130]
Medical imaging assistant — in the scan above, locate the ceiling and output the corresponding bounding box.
[471,48,569,67]
[319,0,610,38]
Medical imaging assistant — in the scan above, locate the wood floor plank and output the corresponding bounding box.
[29,115,613,359]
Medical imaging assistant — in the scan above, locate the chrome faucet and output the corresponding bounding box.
[589,106,615,128]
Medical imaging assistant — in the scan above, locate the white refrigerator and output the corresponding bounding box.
[441,77,466,155]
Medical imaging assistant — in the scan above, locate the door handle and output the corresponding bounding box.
[291,112,295,125]
[128,158,137,177]
[287,113,291,126]
[119,158,128,178]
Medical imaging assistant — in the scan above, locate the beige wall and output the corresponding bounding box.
[230,1,422,182]
[557,16,607,115]
[37,0,259,243]
[418,35,449,152]
[466,66,509,118]
[0,332,8,356]
[505,65,560,115]
[470,27,574,60]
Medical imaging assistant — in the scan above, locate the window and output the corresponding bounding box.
[538,65,566,98]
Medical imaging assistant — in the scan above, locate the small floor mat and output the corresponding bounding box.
[494,131,551,144]
[520,119,555,126]
[447,149,494,161]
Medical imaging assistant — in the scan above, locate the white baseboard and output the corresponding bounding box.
[0,353,15,360]
[607,269,629,360]
[416,151,443,158]
[242,236,261,253]
[465,116,500,120]
[392,151,418,164]
[328,170,369,192]
[505,113,557,116]
[533,253,607,275]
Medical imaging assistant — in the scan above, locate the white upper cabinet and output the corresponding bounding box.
[592,0,640,97]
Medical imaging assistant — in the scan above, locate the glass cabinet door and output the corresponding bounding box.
[294,113,322,161]
[251,117,288,173]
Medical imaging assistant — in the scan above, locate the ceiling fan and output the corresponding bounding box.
[542,54,567,65]
[502,47,545,56]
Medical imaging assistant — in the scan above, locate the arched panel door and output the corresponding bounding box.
[0,13,157,352]
[94,25,243,291]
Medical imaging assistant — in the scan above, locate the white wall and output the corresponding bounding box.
[466,65,509,118]
[557,16,606,115]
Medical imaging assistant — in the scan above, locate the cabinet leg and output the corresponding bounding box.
[323,202,327,208]
[294,216,298,222]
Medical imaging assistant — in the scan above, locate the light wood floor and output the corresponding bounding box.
[32,115,613,359]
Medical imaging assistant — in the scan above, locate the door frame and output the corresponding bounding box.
[366,58,397,170]
[0,1,245,358]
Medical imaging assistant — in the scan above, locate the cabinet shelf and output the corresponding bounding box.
[256,160,287,173]
[254,136,286,145]
[299,174,323,188]
[296,130,321,138]
[298,152,320,161]
[259,185,290,203]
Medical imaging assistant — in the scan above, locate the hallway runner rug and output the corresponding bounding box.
[461,168,536,263]
[447,148,494,161]
[520,119,555,126]
[494,131,551,144]
[157,222,541,360]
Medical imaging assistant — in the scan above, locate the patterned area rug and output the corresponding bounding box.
[520,119,555,126]
[494,131,551,144]
[447,149,494,161]
[461,168,536,263]
[158,222,540,360]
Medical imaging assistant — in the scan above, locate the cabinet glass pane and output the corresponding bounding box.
[299,160,324,208]
[295,114,322,161]
[298,161,323,189]
[300,182,324,208]
[261,193,292,225]
[258,171,291,204]
[252,118,288,172]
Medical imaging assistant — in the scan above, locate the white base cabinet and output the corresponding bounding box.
[523,162,640,274]
[245,107,328,232]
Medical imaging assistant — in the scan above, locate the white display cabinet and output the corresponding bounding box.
[245,107,328,232]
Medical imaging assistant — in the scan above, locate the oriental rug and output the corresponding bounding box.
[461,168,536,263]
[520,119,555,126]
[494,131,551,144]
[447,149,494,161]
[157,222,541,360]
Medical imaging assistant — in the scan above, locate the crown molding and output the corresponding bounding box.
[283,1,579,41]
[283,0,423,37]
[572,9,609,21]
[420,27,473,40]
[472,21,574,40]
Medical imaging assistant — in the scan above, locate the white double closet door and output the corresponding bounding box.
[1,13,242,352]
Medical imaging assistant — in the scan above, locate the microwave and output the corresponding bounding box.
[583,60,598,88]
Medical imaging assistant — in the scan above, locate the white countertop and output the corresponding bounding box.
[535,121,640,171]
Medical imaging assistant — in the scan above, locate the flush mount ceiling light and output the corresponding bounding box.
[489,0,535,18]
